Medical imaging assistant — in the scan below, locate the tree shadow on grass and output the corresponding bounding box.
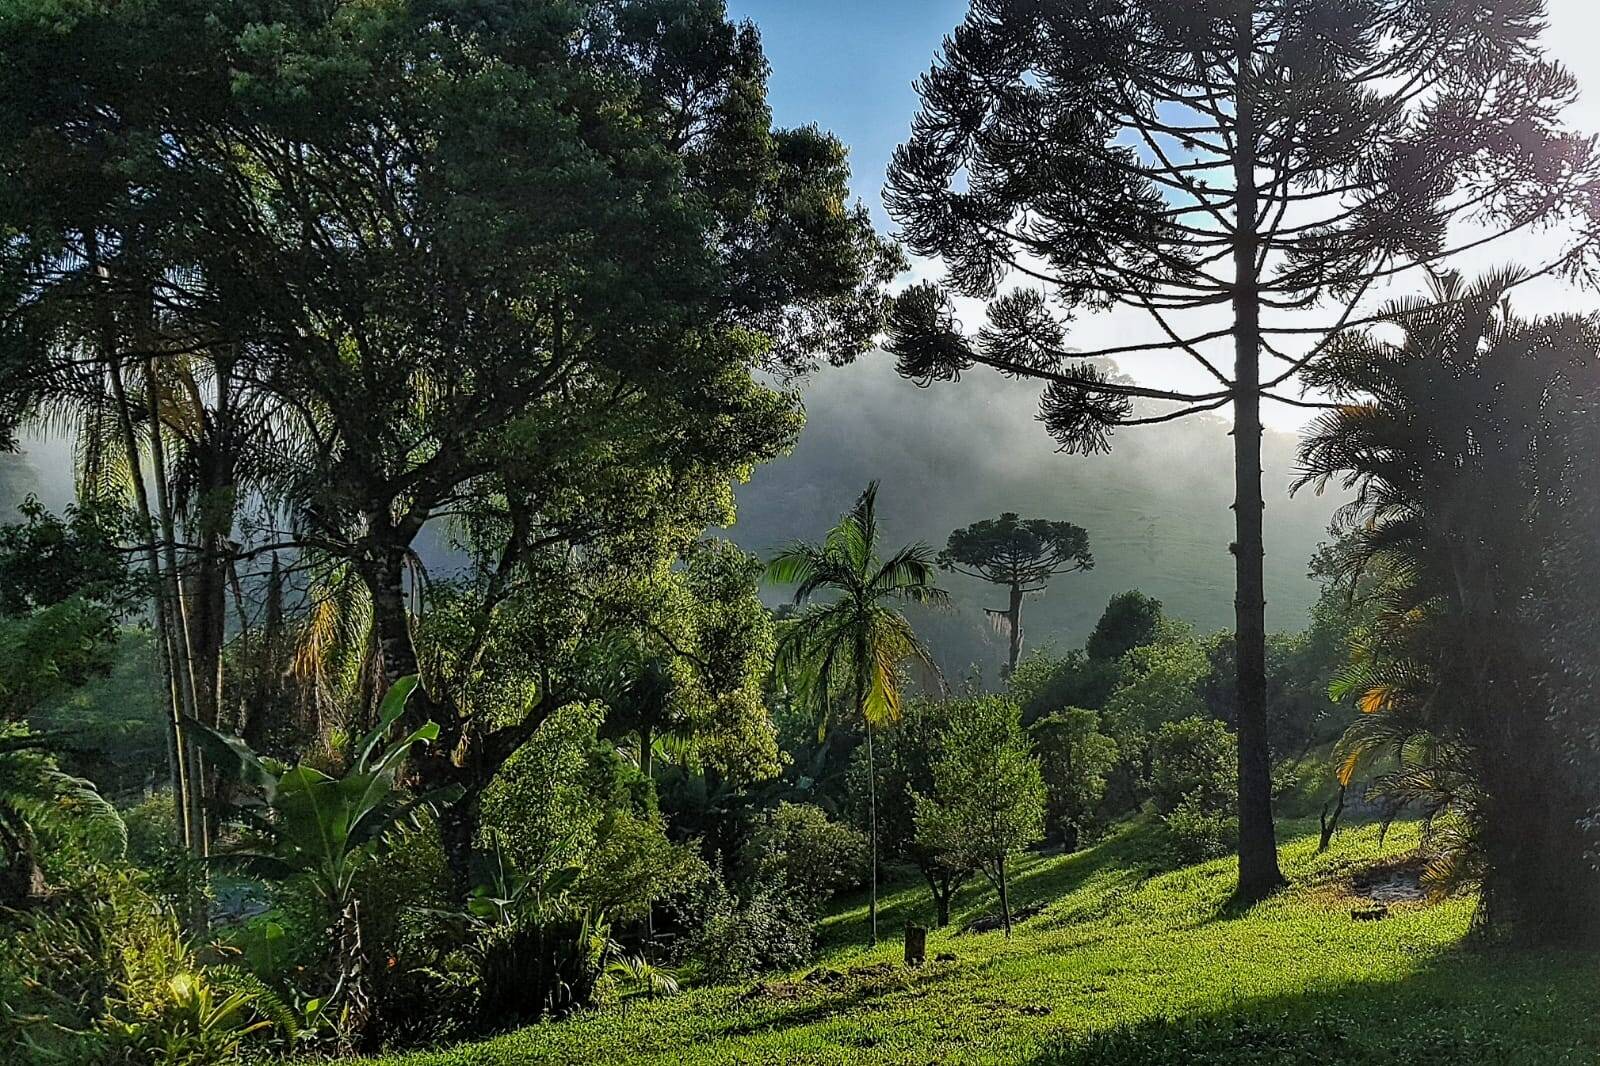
[711,957,973,1039]
[820,821,1176,952]
[1023,944,1600,1065]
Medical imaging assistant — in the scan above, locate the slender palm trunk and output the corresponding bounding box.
[145,358,209,864]
[1230,11,1284,903]
[107,357,193,850]
[865,716,878,948]
[855,630,878,948]
[89,241,193,850]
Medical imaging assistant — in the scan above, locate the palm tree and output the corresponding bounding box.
[768,482,947,947]
[1296,269,1600,942]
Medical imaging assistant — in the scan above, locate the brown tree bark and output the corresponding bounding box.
[1005,581,1024,677]
[1230,9,1285,904]
[997,856,1012,937]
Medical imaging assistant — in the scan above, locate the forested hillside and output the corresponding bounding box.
[729,358,1340,677]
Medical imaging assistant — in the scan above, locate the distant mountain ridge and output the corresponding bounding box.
[724,357,1342,681]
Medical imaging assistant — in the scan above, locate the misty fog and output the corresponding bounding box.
[724,355,1342,679]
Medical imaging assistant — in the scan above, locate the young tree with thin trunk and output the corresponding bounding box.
[885,0,1600,903]
[856,696,973,928]
[914,695,1045,937]
[940,513,1092,676]
[770,483,948,947]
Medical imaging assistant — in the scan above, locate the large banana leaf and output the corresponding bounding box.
[194,675,457,906]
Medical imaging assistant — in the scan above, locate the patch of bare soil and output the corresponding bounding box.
[1351,857,1427,904]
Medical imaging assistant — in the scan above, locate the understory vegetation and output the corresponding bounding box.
[361,821,1600,1065]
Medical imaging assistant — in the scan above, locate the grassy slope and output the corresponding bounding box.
[370,821,1600,1065]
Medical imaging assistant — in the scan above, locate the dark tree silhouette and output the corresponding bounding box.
[885,0,1600,903]
[1086,590,1165,664]
[1299,270,1600,944]
[940,513,1092,675]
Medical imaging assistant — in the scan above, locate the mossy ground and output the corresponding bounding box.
[367,820,1600,1064]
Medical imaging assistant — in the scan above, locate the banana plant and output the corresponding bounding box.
[196,675,460,1041]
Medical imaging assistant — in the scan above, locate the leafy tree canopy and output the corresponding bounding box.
[940,513,1092,590]
[1086,590,1165,663]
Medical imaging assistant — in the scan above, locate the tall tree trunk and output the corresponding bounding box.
[997,857,1011,937]
[144,357,209,866]
[90,240,192,852]
[865,718,878,948]
[1229,9,1284,904]
[189,353,238,753]
[855,633,878,948]
[368,546,420,687]
[361,545,478,890]
[1005,581,1024,677]
[639,722,654,781]
[106,355,193,852]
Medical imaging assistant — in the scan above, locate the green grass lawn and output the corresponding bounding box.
[368,821,1600,1064]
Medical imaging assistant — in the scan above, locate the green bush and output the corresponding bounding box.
[122,791,206,913]
[1031,708,1119,849]
[415,849,620,1036]
[1160,792,1238,864]
[463,912,609,1024]
[352,815,456,1044]
[1,869,283,1065]
[688,875,814,982]
[576,807,707,922]
[744,801,866,912]
[0,881,119,1063]
[1147,718,1239,864]
[1148,717,1237,814]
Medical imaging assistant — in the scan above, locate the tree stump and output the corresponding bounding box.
[904,923,927,966]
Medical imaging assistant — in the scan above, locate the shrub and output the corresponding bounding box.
[1148,718,1239,864]
[1,869,284,1065]
[0,880,119,1063]
[351,815,457,1046]
[1148,717,1237,814]
[122,791,206,913]
[1031,708,1119,850]
[576,808,708,922]
[1161,792,1239,864]
[744,802,866,912]
[913,696,1045,936]
[417,849,623,1036]
[688,875,814,982]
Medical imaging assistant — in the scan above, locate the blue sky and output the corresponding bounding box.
[726,0,969,228]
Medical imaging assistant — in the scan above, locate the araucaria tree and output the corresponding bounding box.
[941,513,1092,675]
[885,0,1600,902]
[770,483,947,947]
[915,695,1045,936]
